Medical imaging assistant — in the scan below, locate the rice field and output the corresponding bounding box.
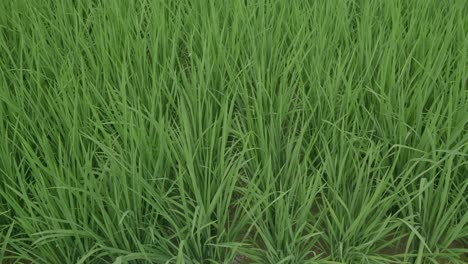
[0,0,467,263]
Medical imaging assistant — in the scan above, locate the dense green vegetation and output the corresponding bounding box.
[0,0,467,263]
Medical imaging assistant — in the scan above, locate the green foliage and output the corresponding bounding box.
[0,0,467,263]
